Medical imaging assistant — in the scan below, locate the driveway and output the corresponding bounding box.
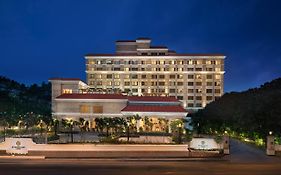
[226,138,281,163]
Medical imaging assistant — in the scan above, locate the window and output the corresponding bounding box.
[62,89,72,94]
[107,81,112,86]
[196,89,202,93]
[125,82,130,86]
[206,89,213,93]
[195,103,202,107]
[152,75,157,79]
[107,74,112,79]
[141,53,148,56]
[215,81,221,86]
[196,82,202,86]
[114,81,120,86]
[132,81,138,86]
[177,74,183,79]
[188,82,194,86]
[177,96,183,100]
[196,96,202,100]
[124,74,130,79]
[159,82,165,86]
[132,74,138,79]
[114,74,120,79]
[170,89,176,93]
[195,74,201,79]
[207,96,213,101]
[188,103,194,107]
[188,96,194,100]
[195,68,202,71]
[187,68,194,71]
[215,89,221,93]
[159,75,165,79]
[215,74,221,79]
[207,82,213,86]
[177,82,183,86]
[170,75,176,79]
[151,52,158,56]
[113,67,121,71]
[132,89,138,92]
[131,68,138,71]
[141,75,146,79]
[80,105,91,113]
[188,75,194,79]
[93,106,103,113]
[188,89,194,93]
[206,75,213,79]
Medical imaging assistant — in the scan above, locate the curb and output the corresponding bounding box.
[0,155,45,160]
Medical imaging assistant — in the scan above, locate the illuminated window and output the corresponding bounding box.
[114,74,120,79]
[132,81,138,86]
[62,89,72,94]
[80,105,91,113]
[215,74,221,79]
[215,67,221,71]
[114,81,120,86]
[93,106,103,113]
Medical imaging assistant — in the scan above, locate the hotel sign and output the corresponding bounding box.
[189,138,220,150]
[5,138,32,154]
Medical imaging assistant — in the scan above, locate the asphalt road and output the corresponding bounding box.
[0,139,281,175]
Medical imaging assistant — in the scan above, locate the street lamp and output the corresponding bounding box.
[269,131,273,135]
[126,121,130,142]
[106,122,109,137]
[177,123,182,144]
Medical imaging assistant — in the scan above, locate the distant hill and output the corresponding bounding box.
[190,77,281,138]
[0,76,51,116]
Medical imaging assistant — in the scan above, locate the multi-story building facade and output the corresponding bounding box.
[85,38,225,111]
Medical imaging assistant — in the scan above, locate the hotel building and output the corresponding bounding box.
[49,38,225,131]
[85,38,225,111]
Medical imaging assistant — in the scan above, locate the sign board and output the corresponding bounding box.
[5,138,35,155]
[189,138,220,150]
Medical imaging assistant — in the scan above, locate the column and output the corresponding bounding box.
[136,119,140,133]
[168,119,172,133]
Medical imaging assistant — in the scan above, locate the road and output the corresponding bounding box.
[0,139,281,175]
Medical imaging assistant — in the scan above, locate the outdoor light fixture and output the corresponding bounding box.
[269,131,273,135]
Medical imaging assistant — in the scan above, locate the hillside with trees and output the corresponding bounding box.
[190,77,281,141]
[0,76,51,126]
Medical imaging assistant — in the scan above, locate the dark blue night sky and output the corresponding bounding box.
[0,0,280,92]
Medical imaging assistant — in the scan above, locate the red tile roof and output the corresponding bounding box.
[128,96,179,102]
[121,105,186,112]
[56,93,127,99]
[49,78,82,81]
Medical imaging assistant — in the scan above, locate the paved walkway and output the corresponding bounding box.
[225,139,281,163]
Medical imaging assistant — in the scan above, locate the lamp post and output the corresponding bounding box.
[69,120,74,143]
[106,122,109,137]
[177,123,182,144]
[127,122,130,142]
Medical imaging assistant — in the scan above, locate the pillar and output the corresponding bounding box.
[223,135,230,155]
[266,135,275,156]
[136,119,140,133]
[168,119,172,133]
